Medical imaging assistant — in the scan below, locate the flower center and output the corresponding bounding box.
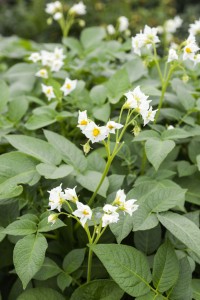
[46,88,52,94]
[185,47,192,53]
[66,83,71,89]
[80,120,88,125]
[93,128,100,137]
[83,209,90,216]
[108,124,114,130]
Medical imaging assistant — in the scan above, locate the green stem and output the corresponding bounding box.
[153,44,163,84]
[87,246,93,283]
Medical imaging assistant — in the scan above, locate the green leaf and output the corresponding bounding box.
[134,225,161,255]
[172,78,195,111]
[177,161,197,177]
[0,152,40,200]
[105,68,130,104]
[17,288,65,300]
[37,216,66,233]
[192,279,200,300]
[145,139,175,171]
[6,135,61,165]
[4,219,37,236]
[196,155,200,171]
[110,213,134,243]
[107,174,125,195]
[169,257,192,300]
[161,128,191,140]
[90,85,107,105]
[36,163,73,179]
[93,103,110,122]
[91,244,152,297]
[25,114,57,130]
[57,272,72,292]
[70,280,124,300]
[0,80,9,112]
[80,27,106,49]
[0,226,6,242]
[34,257,61,280]
[62,37,83,54]
[76,171,109,197]
[125,58,147,83]
[133,130,160,142]
[63,248,86,273]
[136,291,165,299]
[5,63,37,96]
[44,130,87,172]
[158,212,200,256]
[87,152,106,173]
[8,97,28,122]
[13,233,48,289]
[153,240,179,292]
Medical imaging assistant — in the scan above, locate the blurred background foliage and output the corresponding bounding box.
[0,0,200,42]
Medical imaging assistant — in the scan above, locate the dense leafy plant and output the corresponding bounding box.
[1,1,200,300]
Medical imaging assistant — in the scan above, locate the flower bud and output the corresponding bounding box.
[182,75,189,83]
[82,140,91,155]
[48,214,58,224]
[133,125,141,136]
[79,19,85,27]
[47,17,53,25]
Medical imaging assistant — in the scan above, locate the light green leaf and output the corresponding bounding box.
[37,216,66,233]
[8,97,28,122]
[153,240,179,292]
[63,248,86,273]
[91,244,152,297]
[177,161,197,177]
[158,212,200,256]
[125,58,147,83]
[161,128,191,140]
[80,27,106,49]
[192,279,200,300]
[57,272,72,292]
[107,174,125,195]
[44,130,87,172]
[105,68,130,104]
[0,227,6,242]
[70,280,124,300]
[62,37,83,54]
[17,287,65,300]
[76,171,109,197]
[93,103,110,122]
[90,85,107,105]
[4,219,37,236]
[133,130,160,142]
[110,213,134,243]
[36,163,73,179]
[0,152,40,200]
[87,152,106,173]
[0,80,9,112]
[6,135,61,165]
[169,257,192,300]
[145,139,175,171]
[25,114,57,130]
[34,257,61,280]
[14,233,48,289]
[172,78,195,111]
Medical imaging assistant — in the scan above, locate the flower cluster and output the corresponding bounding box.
[29,47,66,75]
[77,110,123,144]
[45,1,63,20]
[132,25,160,56]
[48,185,138,228]
[69,1,86,15]
[157,16,182,42]
[42,78,77,101]
[124,86,157,126]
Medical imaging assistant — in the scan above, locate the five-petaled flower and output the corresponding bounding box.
[73,202,92,227]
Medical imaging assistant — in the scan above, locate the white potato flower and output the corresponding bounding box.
[69,2,86,15]
[124,86,149,110]
[41,84,55,101]
[141,106,158,126]
[164,16,183,34]
[53,12,63,20]
[132,33,145,56]
[118,16,129,32]
[64,187,78,203]
[183,35,199,61]
[143,25,160,48]
[60,78,77,96]
[82,121,108,143]
[189,19,200,36]
[73,202,92,227]
[29,52,41,63]
[167,48,178,63]
[107,24,116,35]
[113,189,138,216]
[35,69,48,79]
[45,1,62,15]
[106,121,123,134]
[51,59,64,72]
[77,110,90,131]
[102,204,119,227]
[48,184,66,211]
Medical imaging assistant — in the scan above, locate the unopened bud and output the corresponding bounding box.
[182,75,189,83]
[82,140,91,155]
[79,19,85,27]
[47,17,53,25]
[133,125,141,136]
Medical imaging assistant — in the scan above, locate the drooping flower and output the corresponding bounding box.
[60,78,77,96]
[82,121,108,143]
[118,16,129,32]
[102,204,119,227]
[73,202,92,227]
[77,110,90,131]
[106,121,123,134]
[48,184,66,211]
[35,69,48,79]
[167,48,178,63]
[69,2,86,15]
[64,187,78,203]
[41,84,55,101]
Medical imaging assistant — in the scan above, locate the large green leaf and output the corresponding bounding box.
[33,257,61,280]
[0,152,40,200]
[80,27,106,49]
[110,213,134,243]
[145,138,175,171]
[8,97,28,123]
[153,240,179,292]
[37,216,66,233]
[25,114,57,130]
[125,58,147,83]
[6,135,61,165]
[4,219,37,236]
[17,288,65,300]
[76,171,109,197]
[91,244,152,297]
[158,212,200,256]
[70,280,124,300]
[36,163,73,179]
[63,248,86,274]
[13,233,48,289]
[0,80,9,112]
[134,225,161,255]
[44,130,87,172]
